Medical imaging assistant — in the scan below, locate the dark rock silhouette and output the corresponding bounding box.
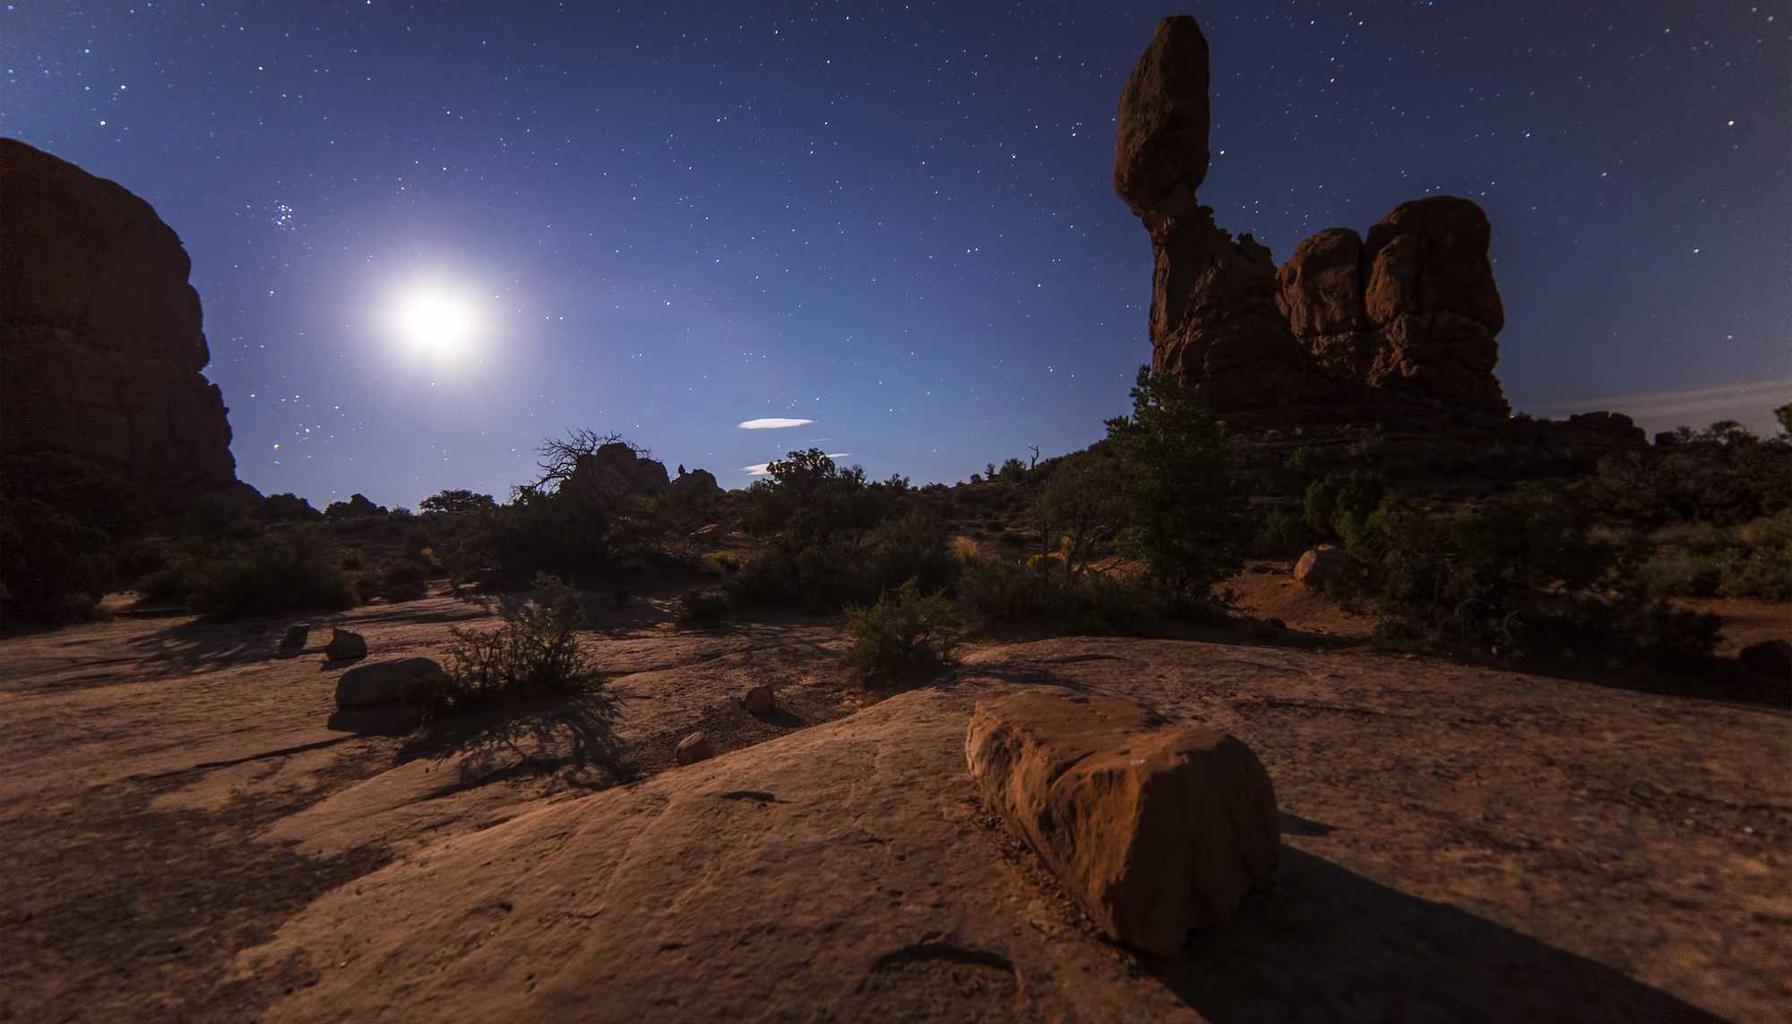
[0,138,237,499]
[568,441,670,498]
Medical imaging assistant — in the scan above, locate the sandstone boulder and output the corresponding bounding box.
[1293,545,1347,587]
[1739,640,1791,681]
[675,731,713,765]
[741,684,776,715]
[0,139,237,502]
[325,628,368,661]
[335,657,450,708]
[279,624,310,655]
[964,692,1279,956]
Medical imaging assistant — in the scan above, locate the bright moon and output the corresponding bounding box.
[384,281,484,364]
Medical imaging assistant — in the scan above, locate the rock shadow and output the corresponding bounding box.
[1156,847,1723,1023]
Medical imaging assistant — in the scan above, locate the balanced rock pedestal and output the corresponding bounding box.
[965,691,1279,956]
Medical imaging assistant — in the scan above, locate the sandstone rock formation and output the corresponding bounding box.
[669,466,721,498]
[1277,198,1509,416]
[568,441,671,499]
[1114,18,1511,426]
[964,691,1279,955]
[0,138,237,499]
[1113,17,1335,423]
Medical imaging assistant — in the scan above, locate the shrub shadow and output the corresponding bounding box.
[1156,846,1723,1023]
[394,687,631,789]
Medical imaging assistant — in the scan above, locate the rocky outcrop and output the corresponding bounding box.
[669,466,721,498]
[568,442,670,499]
[1287,196,1509,416]
[0,138,237,500]
[964,691,1279,956]
[1115,19,1511,427]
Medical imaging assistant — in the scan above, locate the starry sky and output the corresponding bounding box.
[3,1,1788,506]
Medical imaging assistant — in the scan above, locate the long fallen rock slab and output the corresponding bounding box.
[964,691,1280,955]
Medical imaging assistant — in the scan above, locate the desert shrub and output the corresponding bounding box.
[0,499,114,623]
[1639,512,1792,601]
[1777,403,1792,436]
[441,575,596,709]
[323,493,387,520]
[491,484,611,585]
[1104,367,1249,599]
[1338,493,1716,664]
[419,489,497,515]
[1589,422,1792,526]
[842,579,960,683]
[1034,455,1128,574]
[134,563,192,607]
[0,454,149,623]
[1255,503,1313,555]
[744,449,892,543]
[996,457,1028,484]
[184,526,358,620]
[1303,470,1386,544]
[401,526,435,559]
[1286,445,1330,474]
[261,492,322,523]
[957,557,1165,635]
[1715,512,1792,600]
[677,587,729,627]
[182,493,259,540]
[730,512,953,612]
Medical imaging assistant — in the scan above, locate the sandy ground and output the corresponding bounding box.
[1,591,1787,1022]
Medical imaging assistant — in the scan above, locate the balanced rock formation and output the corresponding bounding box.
[1113,17,1334,423]
[965,691,1280,956]
[0,138,237,499]
[1115,18,1510,427]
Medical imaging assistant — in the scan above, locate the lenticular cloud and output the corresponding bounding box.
[738,418,813,430]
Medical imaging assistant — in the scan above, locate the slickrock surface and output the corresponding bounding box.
[3,600,1784,1022]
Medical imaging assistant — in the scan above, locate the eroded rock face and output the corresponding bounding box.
[1275,199,1510,418]
[965,691,1279,956]
[1277,228,1366,340]
[0,138,237,499]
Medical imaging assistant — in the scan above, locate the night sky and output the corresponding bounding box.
[3,2,1788,507]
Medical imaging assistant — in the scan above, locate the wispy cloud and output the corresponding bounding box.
[741,452,851,476]
[738,417,814,430]
[1519,378,1792,436]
